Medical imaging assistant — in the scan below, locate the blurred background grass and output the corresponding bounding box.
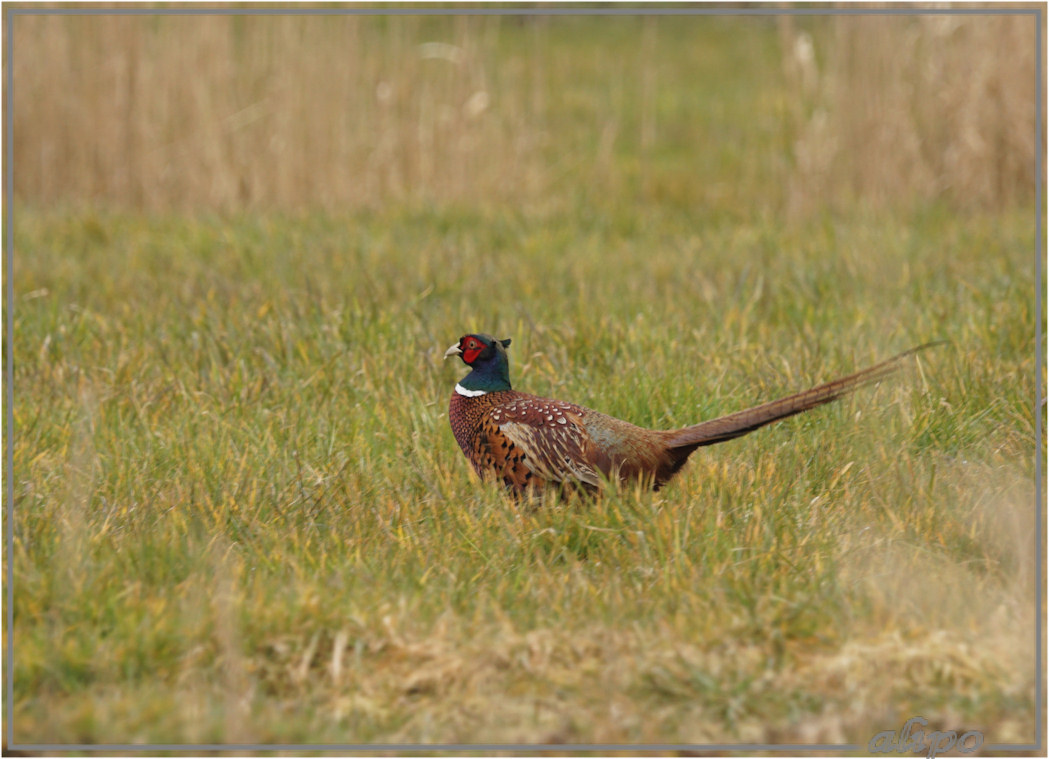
[7,7,1043,748]
[11,11,1039,214]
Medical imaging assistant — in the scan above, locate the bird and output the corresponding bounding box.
[444,333,940,495]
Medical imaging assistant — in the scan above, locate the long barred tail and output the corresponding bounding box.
[664,342,945,450]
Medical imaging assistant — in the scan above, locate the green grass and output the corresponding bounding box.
[8,14,1041,749]
[10,201,1038,746]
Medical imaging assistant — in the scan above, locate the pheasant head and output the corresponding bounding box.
[444,333,513,394]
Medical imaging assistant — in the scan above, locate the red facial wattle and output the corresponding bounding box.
[462,346,483,364]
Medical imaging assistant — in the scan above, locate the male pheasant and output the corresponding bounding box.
[445,333,939,495]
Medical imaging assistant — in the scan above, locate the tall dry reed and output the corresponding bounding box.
[781,13,1039,215]
[13,14,539,211]
[11,12,1039,214]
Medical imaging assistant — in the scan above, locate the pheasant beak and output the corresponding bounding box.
[443,343,463,360]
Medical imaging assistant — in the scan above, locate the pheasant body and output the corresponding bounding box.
[444,333,938,495]
[449,389,679,490]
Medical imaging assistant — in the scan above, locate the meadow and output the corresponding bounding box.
[8,11,1042,748]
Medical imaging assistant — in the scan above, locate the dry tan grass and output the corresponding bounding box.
[781,13,1040,215]
[11,11,1039,213]
[12,14,537,211]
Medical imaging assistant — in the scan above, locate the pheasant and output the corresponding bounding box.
[445,333,940,495]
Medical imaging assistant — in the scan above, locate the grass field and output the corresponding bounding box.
[8,12,1042,749]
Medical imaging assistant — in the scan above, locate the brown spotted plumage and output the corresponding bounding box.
[445,333,941,495]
